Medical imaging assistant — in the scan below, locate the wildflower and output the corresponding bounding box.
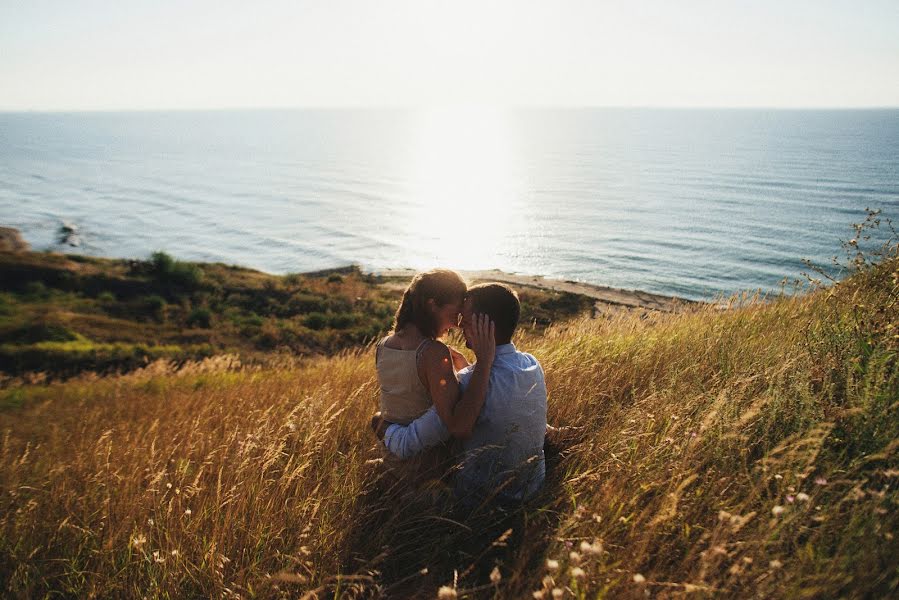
[796,492,810,502]
[774,474,783,480]
[542,575,555,588]
[569,551,581,565]
[580,540,603,555]
[147,518,154,526]
[814,477,827,486]
[130,533,147,549]
[170,549,180,557]
[152,550,165,563]
[571,566,586,580]
[771,505,785,516]
[490,566,501,584]
[166,483,172,489]
[769,559,783,569]
[184,508,192,516]
[633,573,646,583]
[532,591,546,600]
[546,559,560,572]
[786,495,795,503]
[437,586,457,599]
[551,588,564,599]
[175,488,181,495]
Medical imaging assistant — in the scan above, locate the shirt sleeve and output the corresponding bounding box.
[383,406,450,460]
[457,365,475,392]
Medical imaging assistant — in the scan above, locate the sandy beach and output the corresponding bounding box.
[374,268,698,314]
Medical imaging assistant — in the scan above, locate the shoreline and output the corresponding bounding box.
[2,225,694,314]
[373,268,698,313]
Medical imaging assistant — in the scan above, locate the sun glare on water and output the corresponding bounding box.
[402,106,524,271]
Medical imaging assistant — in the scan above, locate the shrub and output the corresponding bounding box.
[148,251,203,289]
[303,312,328,330]
[142,295,167,322]
[22,281,49,299]
[327,312,357,329]
[186,307,212,329]
[2,323,81,344]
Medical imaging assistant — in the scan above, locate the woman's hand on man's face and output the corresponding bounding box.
[466,313,495,366]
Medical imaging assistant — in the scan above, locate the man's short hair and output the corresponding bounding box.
[467,283,520,345]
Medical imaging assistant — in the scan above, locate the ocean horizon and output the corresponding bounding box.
[2,107,897,301]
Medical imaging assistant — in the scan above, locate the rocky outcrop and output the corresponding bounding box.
[0,227,29,252]
[58,222,81,247]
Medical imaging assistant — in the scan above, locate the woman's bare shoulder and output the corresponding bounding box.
[419,339,451,365]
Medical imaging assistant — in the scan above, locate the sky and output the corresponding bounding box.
[1,0,898,111]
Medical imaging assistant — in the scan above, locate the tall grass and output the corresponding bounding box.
[0,254,896,598]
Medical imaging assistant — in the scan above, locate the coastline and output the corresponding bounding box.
[374,268,697,313]
[2,224,693,315]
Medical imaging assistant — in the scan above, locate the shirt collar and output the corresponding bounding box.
[495,343,516,356]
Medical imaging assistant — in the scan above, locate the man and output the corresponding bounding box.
[380,283,548,506]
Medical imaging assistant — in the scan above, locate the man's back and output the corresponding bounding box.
[456,343,547,504]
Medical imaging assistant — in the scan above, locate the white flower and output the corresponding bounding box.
[184,508,192,516]
[570,566,586,580]
[437,586,457,599]
[796,492,810,502]
[532,591,545,600]
[568,551,581,565]
[814,477,828,486]
[769,559,783,569]
[490,566,501,584]
[551,588,564,599]
[130,534,147,548]
[581,540,602,556]
[771,505,785,516]
[546,559,560,572]
[152,550,165,563]
[633,573,646,583]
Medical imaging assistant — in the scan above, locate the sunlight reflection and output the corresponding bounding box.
[402,106,522,270]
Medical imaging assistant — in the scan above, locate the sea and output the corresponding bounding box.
[1,108,897,301]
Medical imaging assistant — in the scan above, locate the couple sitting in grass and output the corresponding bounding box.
[371,270,548,506]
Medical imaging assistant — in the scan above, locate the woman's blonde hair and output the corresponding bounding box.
[393,269,467,338]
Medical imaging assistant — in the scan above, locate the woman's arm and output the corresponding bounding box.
[421,314,495,439]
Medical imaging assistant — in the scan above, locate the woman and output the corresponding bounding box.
[374,269,495,468]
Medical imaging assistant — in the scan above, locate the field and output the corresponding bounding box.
[0,239,897,598]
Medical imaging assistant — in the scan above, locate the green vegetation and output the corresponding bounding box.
[0,251,403,378]
[0,251,597,380]
[0,220,895,597]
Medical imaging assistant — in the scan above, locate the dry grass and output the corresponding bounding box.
[1,257,897,599]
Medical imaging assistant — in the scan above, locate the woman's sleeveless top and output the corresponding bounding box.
[376,337,432,425]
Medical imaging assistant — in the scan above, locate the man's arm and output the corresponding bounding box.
[382,406,450,460]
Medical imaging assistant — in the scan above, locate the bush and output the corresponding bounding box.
[143,295,167,322]
[148,251,203,289]
[2,323,81,345]
[186,307,212,329]
[327,312,357,329]
[22,281,49,299]
[303,312,328,330]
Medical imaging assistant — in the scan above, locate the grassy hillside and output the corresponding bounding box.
[0,251,592,382]
[0,248,896,598]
